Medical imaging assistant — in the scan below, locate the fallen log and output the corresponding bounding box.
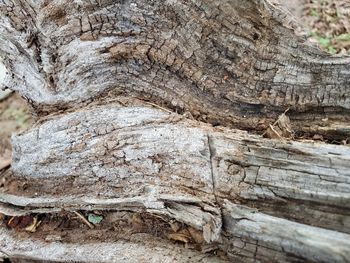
[0,0,350,262]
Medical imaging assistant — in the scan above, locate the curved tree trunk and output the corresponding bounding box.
[0,0,350,262]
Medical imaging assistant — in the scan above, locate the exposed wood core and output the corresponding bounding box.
[0,0,350,262]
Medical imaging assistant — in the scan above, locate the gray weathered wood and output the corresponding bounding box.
[0,0,349,138]
[0,0,350,262]
[1,105,349,262]
[222,201,350,263]
[0,228,227,263]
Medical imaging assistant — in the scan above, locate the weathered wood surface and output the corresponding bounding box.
[0,228,228,263]
[0,0,350,262]
[1,105,350,262]
[222,202,350,263]
[0,0,350,138]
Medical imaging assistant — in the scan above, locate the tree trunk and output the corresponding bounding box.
[0,0,349,262]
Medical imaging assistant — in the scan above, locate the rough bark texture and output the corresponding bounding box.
[0,0,350,262]
[1,0,350,138]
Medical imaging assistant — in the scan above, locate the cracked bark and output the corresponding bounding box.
[0,0,350,262]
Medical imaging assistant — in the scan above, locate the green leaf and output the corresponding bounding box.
[309,9,319,17]
[88,214,103,224]
[336,33,350,42]
[317,37,331,47]
[327,46,337,55]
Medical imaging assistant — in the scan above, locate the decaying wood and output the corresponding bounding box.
[0,0,350,138]
[222,202,350,263]
[0,0,350,262]
[1,105,350,262]
[0,228,227,263]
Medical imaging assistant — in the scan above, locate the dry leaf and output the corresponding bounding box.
[264,124,283,140]
[169,221,181,233]
[168,233,191,243]
[168,229,192,243]
[264,112,293,140]
[25,217,42,232]
[131,214,144,231]
[188,227,204,244]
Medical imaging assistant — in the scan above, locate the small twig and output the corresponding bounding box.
[272,108,290,127]
[268,124,285,141]
[106,98,127,106]
[183,111,195,120]
[262,108,290,137]
[283,107,290,115]
[145,102,173,113]
[73,211,94,229]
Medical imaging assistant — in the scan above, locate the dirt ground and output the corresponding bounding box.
[288,0,350,55]
[0,93,32,171]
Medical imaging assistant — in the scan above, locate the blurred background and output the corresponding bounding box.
[0,0,349,169]
[286,0,350,55]
[0,62,32,170]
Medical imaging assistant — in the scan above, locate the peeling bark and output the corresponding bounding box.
[0,0,350,262]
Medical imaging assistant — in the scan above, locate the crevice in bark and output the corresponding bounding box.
[237,198,350,234]
[207,134,217,200]
[1,0,350,140]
